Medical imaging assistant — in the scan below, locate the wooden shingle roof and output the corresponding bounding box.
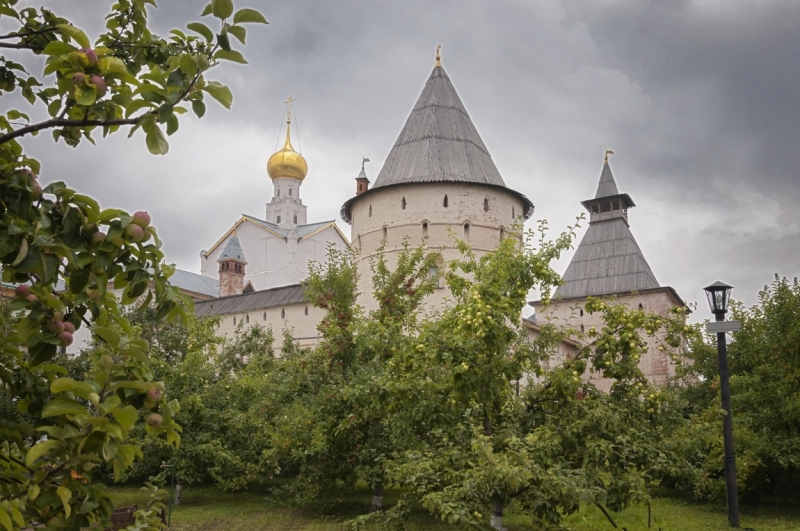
[555,162,660,299]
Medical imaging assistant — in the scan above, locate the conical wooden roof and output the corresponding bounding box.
[372,65,506,188]
[555,162,659,299]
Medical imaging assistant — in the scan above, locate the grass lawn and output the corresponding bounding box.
[108,485,799,531]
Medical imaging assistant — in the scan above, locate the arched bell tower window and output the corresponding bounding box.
[401,197,406,210]
[484,198,489,211]
[443,195,449,208]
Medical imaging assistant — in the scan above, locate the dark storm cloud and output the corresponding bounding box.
[12,0,800,312]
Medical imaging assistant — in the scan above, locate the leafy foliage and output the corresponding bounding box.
[0,0,266,528]
[668,276,800,500]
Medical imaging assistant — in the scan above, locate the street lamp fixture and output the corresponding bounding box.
[703,280,740,528]
[704,281,733,318]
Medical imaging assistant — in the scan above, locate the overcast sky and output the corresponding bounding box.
[9,0,800,316]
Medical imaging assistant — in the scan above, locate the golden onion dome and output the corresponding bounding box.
[267,119,307,181]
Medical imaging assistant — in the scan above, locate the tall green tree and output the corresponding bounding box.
[0,1,266,528]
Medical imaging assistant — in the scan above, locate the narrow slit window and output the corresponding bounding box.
[293,214,298,224]
[499,227,505,240]
[638,303,643,310]
[289,188,293,196]
[369,205,372,217]
[401,197,406,209]
[512,206,515,218]
[382,226,388,240]
[580,309,584,316]
[580,324,585,333]
[281,308,285,319]
[464,223,470,242]
[443,195,449,208]
[422,222,428,237]
[304,306,309,315]
[233,316,236,325]
[277,215,282,224]
[484,198,489,211]
[263,312,267,321]
[246,314,249,323]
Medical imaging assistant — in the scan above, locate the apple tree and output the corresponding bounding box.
[0,0,266,528]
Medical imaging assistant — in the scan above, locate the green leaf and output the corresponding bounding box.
[167,114,179,136]
[192,99,206,118]
[145,125,169,155]
[112,405,139,430]
[51,377,94,398]
[203,81,233,109]
[57,485,72,518]
[212,0,234,19]
[233,8,269,24]
[187,22,214,41]
[10,507,23,528]
[11,238,28,266]
[42,40,76,56]
[57,24,90,48]
[227,25,246,44]
[179,53,198,77]
[120,347,148,362]
[214,50,248,64]
[42,397,88,418]
[74,83,97,106]
[200,2,213,16]
[29,342,57,367]
[92,327,121,347]
[0,509,11,531]
[25,439,59,467]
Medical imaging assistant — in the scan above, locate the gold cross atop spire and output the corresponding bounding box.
[284,96,295,125]
[604,149,614,164]
[435,44,442,67]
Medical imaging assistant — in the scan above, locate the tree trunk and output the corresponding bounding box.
[369,482,384,513]
[490,498,506,531]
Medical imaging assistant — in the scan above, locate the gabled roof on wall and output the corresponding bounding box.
[170,269,219,298]
[194,283,308,316]
[206,216,350,256]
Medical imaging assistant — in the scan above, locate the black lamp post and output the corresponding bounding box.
[704,281,740,528]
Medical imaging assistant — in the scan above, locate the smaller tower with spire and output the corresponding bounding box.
[218,235,247,297]
[266,97,309,229]
[355,157,370,195]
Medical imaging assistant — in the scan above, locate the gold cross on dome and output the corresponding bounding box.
[435,44,442,66]
[285,96,295,123]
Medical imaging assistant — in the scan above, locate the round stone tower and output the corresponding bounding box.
[340,50,534,310]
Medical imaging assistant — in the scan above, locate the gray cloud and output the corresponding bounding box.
[10,0,799,314]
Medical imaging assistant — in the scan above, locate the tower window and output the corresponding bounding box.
[443,195,449,208]
[484,198,489,211]
[499,227,505,240]
[580,324,585,333]
[580,309,584,316]
[305,306,309,316]
[277,215,282,224]
[422,222,428,237]
[281,308,285,319]
[464,223,470,242]
[289,188,292,196]
[246,314,249,323]
[512,206,516,218]
[613,200,619,210]
[401,197,406,209]
[591,205,599,214]
[382,226,388,240]
[369,205,372,217]
[638,303,643,310]
[294,214,297,224]
[276,189,280,197]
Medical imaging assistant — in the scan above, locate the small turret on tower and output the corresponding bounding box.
[355,157,370,195]
[218,235,247,297]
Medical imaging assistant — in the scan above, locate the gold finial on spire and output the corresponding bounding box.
[435,44,442,67]
[283,96,295,146]
[604,149,614,164]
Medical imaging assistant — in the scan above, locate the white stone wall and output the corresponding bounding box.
[350,183,525,310]
[533,290,682,390]
[212,301,324,352]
